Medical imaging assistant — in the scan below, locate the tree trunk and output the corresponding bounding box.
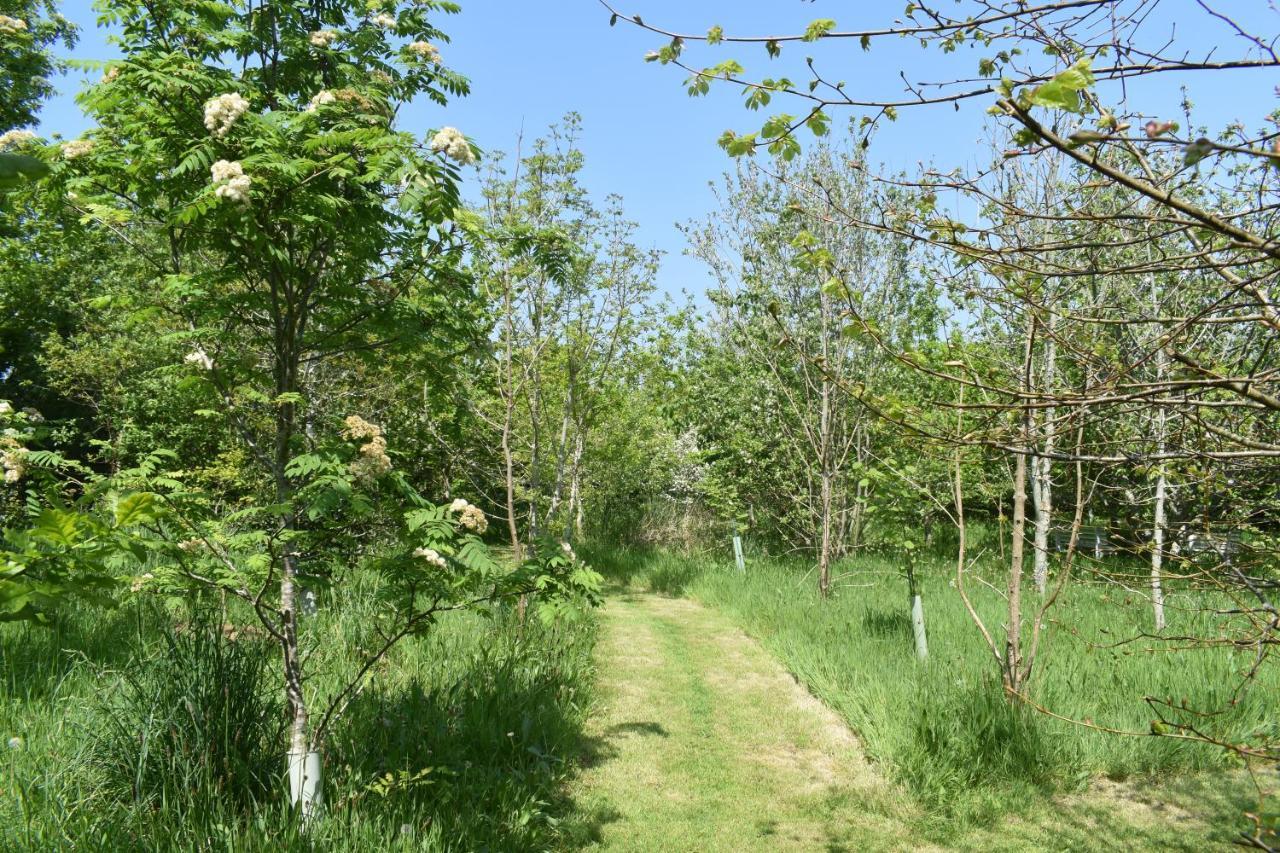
[1150,273,1169,631]
[1004,319,1034,697]
[1032,335,1056,595]
[563,427,585,541]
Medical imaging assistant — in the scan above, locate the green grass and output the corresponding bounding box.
[0,583,598,851]
[587,545,1277,842]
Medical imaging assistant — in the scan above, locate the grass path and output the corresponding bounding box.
[565,587,1270,852]
[568,590,914,851]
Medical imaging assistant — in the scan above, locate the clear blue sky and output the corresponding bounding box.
[37,1,1274,306]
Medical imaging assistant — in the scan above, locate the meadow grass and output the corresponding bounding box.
[586,543,1277,834]
[0,581,597,851]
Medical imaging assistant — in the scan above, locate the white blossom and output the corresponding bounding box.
[0,402,10,415]
[446,497,487,534]
[371,12,397,28]
[344,416,391,481]
[185,348,214,370]
[0,15,27,33]
[309,29,337,47]
[342,414,383,442]
[203,92,250,138]
[0,129,37,150]
[210,160,251,205]
[215,176,251,204]
[101,66,120,84]
[429,126,474,165]
[305,89,337,112]
[130,572,154,593]
[6,736,22,751]
[412,547,447,569]
[61,139,94,160]
[2,449,26,484]
[20,407,42,424]
[407,41,440,62]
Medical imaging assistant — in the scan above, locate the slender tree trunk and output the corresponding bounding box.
[272,337,320,819]
[1150,276,1169,631]
[817,289,834,598]
[1032,335,1056,595]
[1004,319,1035,697]
[563,426,585,541]
[547,377,574,522]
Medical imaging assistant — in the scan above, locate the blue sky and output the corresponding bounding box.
[37,1,1276,306]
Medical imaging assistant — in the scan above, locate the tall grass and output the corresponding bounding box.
[589,545,1275,824]
[0,584,597,850]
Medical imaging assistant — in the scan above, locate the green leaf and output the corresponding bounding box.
[805,110,830,137]
[707,25,723,45]
[1026,58,1095,113]
[802,19,836,42]
[115,493,160,528]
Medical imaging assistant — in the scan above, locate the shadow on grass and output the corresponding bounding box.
[861,609,912,641]
[0,602,156,704]
[582,545,709,596]
[327,622,611,849]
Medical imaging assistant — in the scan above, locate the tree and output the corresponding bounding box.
[6,0,598,819]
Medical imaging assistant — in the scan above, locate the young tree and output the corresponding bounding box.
[10,0,598,818]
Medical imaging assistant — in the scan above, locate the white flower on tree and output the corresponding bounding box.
[305,90,337,112]
[1,446,26,484]
[0,15,27,33]
[309,29,337,47]
[0,129,37,150]
[371,12,397,28]
[203,92,250,138]
[406,41,440,62]
[446,498,488,534]
[210,160,251,205]
[412,547,448,569]
[61,139,94,159]
[429,127,474,165]
[343,416,392,481]
[184,348,215,370]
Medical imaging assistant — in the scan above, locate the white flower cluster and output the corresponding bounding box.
[101,66,120,84]
[177,538,203,552]
[211,159,251,205]
[203,92,250,138]
[2,446,25,484]
[0,15,27,33]
[407,41,440,62]
[561,540,576,560]
[372,12,397,28]
[343,415,391,481]
[309,29,337,47]
[61,139,94,159]
[130,572,154,593]
[448,497,488,534]
[1,403,27,484]
[184,347,215,370]
[412,547,448,569]
[306,90,337,112]
[0,129,37,150]
[430,127,474,165]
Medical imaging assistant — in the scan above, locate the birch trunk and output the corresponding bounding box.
[1032,334,1056,595]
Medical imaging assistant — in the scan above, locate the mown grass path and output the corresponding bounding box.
[566,587,1270,852]
[568,591,914,851]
